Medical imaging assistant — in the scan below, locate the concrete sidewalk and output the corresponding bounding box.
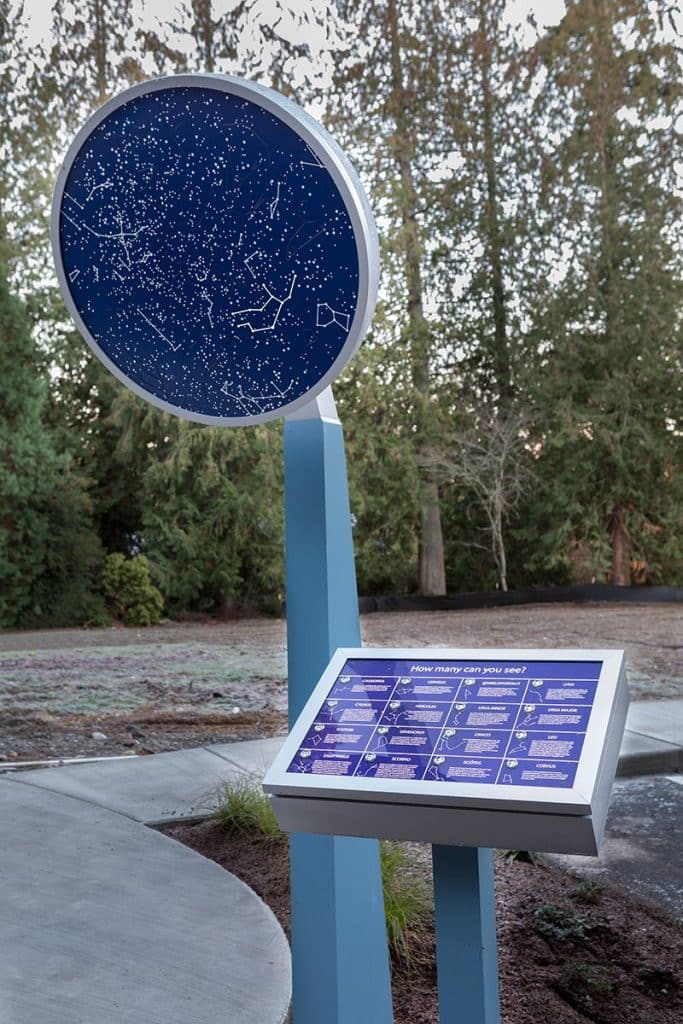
[0,698,680,1024]
[617,697,683,775]
[0,740,291,1024]
[4,737,284,826]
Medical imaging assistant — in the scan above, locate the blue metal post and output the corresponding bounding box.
[432,845,500,1024]
[284,389,394,1024]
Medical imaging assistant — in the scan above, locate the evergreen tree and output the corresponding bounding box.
[332,0,450,594]
[0,241,58,624]
[140,1,355,103]
[436,0,520,404]
[527,0,683,585]
[6,0,682,618]
[0,237,103,626]
[0,1,104,626]
[50,0,141,113]
[137,419,284,615]
[336,314,422,595]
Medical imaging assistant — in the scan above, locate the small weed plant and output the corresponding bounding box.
[573,877,604,905]
[534,903,591,942]
[565,958,615,996]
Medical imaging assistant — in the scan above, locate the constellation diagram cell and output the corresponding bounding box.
[54,79,369,423]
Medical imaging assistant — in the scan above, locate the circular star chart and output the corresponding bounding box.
[51,75,378,425]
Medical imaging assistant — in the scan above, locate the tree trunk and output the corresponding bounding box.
[476,0,512,403]
[609,507,630,586]
[94,0,107,104]
[192,0,215,73]
[419,476,446,594]
[593,4,629,587]
[387,0,446,595]
[492,492,508,591]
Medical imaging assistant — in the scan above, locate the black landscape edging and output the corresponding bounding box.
[358,584,683,615]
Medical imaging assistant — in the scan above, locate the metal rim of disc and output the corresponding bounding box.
[51,73,379,426]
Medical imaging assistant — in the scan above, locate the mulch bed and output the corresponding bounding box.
[0,708,287,762]
[167,820,683,1024]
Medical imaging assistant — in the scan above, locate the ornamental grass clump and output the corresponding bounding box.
[380,842,433,971]
[211,775,282,840]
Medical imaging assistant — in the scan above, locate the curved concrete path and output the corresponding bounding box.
[0,751,290,1024]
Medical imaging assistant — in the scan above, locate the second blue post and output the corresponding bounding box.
[432,844,501,1024]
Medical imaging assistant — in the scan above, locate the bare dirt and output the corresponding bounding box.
[1,603,680,762]
[167,820,683,1024]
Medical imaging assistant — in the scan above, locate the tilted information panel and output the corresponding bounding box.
[263,648,628,855]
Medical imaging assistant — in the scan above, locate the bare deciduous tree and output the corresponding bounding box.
[424,406,532,591]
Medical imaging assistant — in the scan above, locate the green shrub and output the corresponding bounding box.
[100,553,164,626]
[533,903,591,942]
[33,582,110,628]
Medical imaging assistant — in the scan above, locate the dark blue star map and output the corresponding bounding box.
[57,84,361,421]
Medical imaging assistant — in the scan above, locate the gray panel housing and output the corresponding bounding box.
[263,647,629,856]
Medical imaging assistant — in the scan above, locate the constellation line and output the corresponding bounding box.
[233,274,297,333]
[137,307,181,351]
